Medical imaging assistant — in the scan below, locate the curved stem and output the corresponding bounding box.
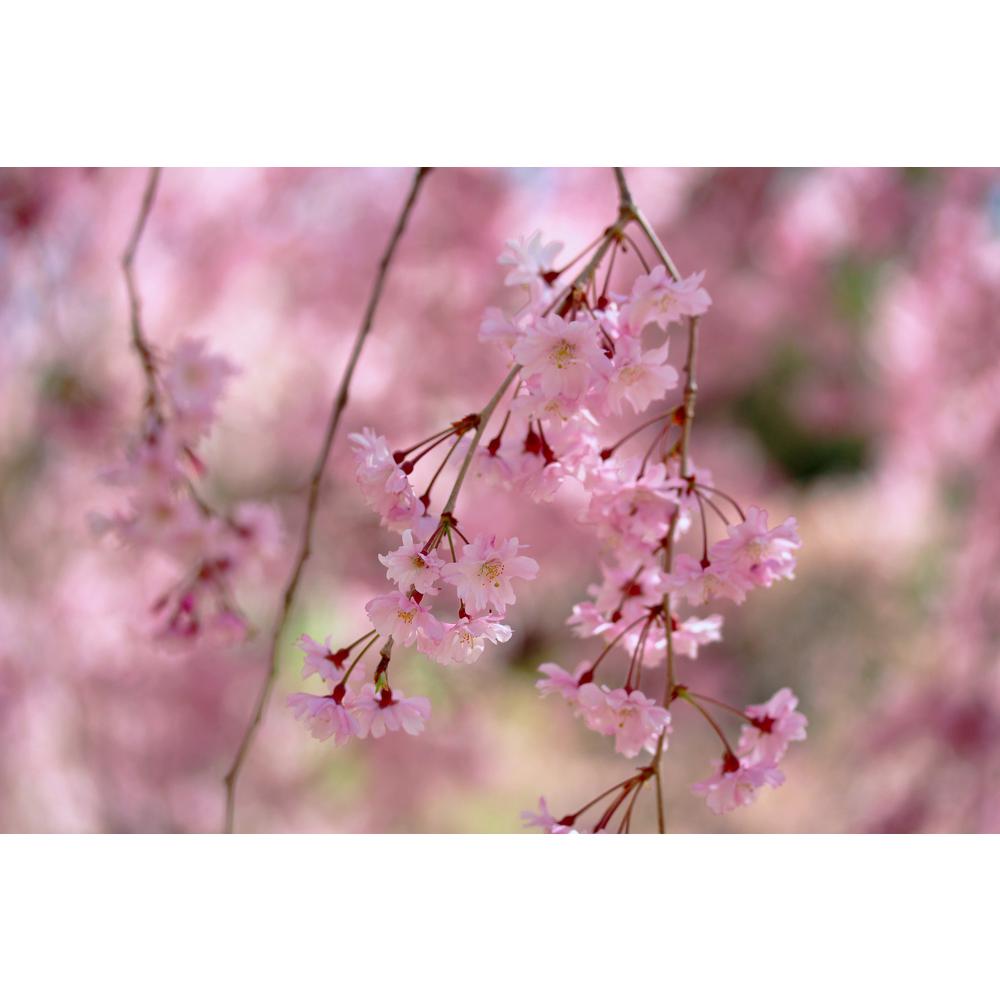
[679,691,736,757]
[222,167,431,833]
[613,167,701,835]
[440,364,521,517]
[121,167,162,416]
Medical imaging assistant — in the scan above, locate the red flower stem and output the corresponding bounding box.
[687,690,755,724]
[621,232,652,274]
[343,629,377,652]
[695,482,746,521]
[564,776,635,823]
[394,425,456,460]
[601,408,678,458]
[679,690,736,756]
[552,230,606,277]
[422,432,467,508]
[584,612,654,680]
[340,634,380,685]
[693,488,711,565]
[695,487,732,526]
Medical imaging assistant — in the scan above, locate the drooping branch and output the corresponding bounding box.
[613,166,701,833]
[121,167,163,416]
[222,167,431,833]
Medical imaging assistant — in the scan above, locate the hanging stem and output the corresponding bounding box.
[222,167,431,833]
[614,166,701,835]
[121,167,163,417]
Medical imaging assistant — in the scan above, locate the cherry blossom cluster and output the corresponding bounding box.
[96,338,281,644]
[471,225,807,832]
[290,208,807,833]
[287,418,539,745]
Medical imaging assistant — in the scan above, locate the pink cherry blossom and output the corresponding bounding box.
[737,687,808,766]
[624,267,712,333]
[521,797,574,834]
[100,425,186,492]
[512,315,610,403]
[710,506,801,588]
[287,693,361,746]
[348,427,425,532]
[430,614,513,665]
[350,684,431,738]
[365,591,446,647]
[162,338,238,434]
[606,341,679,416]
[478,305,526,355]
[378,529,445,594]
[576,684,671,757]
[498,231,563,298]
[672,614,725,659]
[692,754,785,815]
[296,633,347,683]
[535,661,591,702]
[584,458,681,553]
[439,534,539,615]
[666,553,751,606]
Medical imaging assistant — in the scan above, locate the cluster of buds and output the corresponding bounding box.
[95,338,281,644]
[291,199,807,832]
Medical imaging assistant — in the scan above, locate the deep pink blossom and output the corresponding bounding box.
[296,634,347,683]
[737,687,808,765]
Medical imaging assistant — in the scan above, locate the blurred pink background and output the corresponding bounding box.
[1,167,998,832]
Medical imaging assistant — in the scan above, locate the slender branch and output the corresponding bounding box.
[121,167,163,416]
[613,167,701,835]
[616,169,683,284]
[613,167,633,208]
[222,167,431,833]
[440,364,521,517]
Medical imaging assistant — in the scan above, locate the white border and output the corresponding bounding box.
[4,1,999,164]
[2,836,996,997]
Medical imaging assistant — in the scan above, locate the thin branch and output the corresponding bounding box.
[222,167,431,833]
[613,167,700,835]
[121,167,163,416]
[439,364,521,517]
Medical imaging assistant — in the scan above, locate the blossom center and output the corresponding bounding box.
[479,558,504,586]
[548,339,578,368]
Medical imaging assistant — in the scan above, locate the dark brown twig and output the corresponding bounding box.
[121,167,163,416]
[222,168,431,833]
